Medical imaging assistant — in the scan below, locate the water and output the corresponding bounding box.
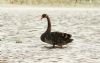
[0,7,100,63]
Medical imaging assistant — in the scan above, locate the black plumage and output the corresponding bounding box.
[40,14,73,48]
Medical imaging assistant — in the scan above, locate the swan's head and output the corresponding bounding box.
[41,14,48,19]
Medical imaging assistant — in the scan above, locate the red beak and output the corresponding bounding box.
[41,17,43,20]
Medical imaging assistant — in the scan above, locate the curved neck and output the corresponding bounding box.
[45,16,51,33]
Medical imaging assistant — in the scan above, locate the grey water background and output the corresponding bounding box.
[0,8,100,63]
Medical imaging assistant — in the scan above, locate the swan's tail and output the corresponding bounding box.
[67,34,72,39]
[66,34,73,43]
[69,39,73,42]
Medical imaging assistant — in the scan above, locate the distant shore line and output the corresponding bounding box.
[0,3,100,8]
[0,4,100,7]
[0,5,100,11]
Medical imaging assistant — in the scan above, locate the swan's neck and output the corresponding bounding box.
[45,16,51,33]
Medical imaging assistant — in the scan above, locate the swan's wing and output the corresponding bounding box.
[50,32,73,42]
[50,32,71,39]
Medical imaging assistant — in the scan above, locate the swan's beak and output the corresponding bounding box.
[41,17,43,20]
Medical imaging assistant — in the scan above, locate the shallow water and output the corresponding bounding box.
[0,8,100,63]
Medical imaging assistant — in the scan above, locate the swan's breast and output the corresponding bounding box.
[40,33,46,42]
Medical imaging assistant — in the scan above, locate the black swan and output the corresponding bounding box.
[40,14,73,48]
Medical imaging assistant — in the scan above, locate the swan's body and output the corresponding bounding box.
[40,14,73,48]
